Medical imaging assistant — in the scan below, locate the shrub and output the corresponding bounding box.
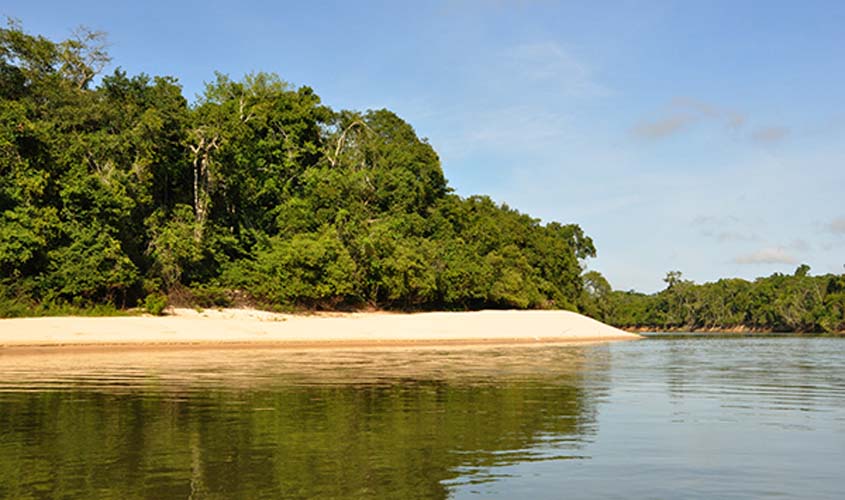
[144,293,168,316]
[189,284,232,308]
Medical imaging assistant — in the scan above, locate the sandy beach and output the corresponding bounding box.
[0,309,640,350]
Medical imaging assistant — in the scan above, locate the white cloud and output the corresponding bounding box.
[734,248,798,265]
[828,216,845,235]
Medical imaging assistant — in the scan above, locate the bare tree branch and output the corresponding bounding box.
[330,120,368,167]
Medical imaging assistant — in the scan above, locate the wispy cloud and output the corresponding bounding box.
[692,215,740,226]
[828,216,845,235]
[751,126,789,145]
[788,238,812,252]
[696,215,810,259]
[632,114,694,140]
[633,99,795,149]
[713,231,759,243]
[632,98,745,140]
[499,42,608,97]
[463,105,572,149]
[692,215,760,243]
[676,98,745,128]
[734,248,798,265]
[429,41,605,160]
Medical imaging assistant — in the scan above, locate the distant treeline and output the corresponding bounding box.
[581,267,845,333]
[0,21,594,316]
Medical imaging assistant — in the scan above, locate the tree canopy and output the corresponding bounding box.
[582,267,845,334]
[0,21,595,315]
[3,21,841,332]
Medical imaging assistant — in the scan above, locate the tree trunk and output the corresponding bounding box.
[189,133,219,242]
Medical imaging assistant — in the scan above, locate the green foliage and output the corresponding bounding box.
[145,205,202,287]
[0,286,127,318]
[223,226,359,307]
[580,270,612,320]
[187,284,233,308]
[0,21,616,316]
[42,222,138,303]
[1,21,841,328]
[603,266,845,333]
[2,21,842,329]
[0,293,31,318]
[143,293,167,316]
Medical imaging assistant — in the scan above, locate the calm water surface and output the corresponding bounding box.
[0,336,843,499]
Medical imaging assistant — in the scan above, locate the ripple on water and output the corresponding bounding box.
[0,337,843,499]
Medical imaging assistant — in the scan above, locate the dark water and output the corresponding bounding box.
[0,336,843,499]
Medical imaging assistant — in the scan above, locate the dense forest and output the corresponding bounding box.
[1,22,843,332]
[581,267,845,333]
[0,21,594,316]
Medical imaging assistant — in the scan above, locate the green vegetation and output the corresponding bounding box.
[583,267,845,333]
[0,361,594,499]
[0,291,128,318]
[143,292,167,316]
[0,21,593,316]
[3,22,842,332]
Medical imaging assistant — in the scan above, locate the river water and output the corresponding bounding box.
[0,336,843,499]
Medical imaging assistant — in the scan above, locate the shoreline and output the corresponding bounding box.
[621,326,843,334]
[0,308,641,351]
[0,337,636,356]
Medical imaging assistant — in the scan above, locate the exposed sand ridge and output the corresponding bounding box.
[0,309,641,350]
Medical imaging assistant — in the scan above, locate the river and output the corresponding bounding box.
[1,335,843,499]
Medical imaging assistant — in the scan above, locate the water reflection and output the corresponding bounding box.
[5,338,843,499]
[644,337,845,419]
[0,344,608,500]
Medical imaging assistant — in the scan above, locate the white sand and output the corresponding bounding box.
[0,308,640,349]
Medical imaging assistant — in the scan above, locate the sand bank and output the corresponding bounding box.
[0,309,641,350]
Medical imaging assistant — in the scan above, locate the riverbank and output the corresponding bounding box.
[0,308,640,350]
[622,325,767,334]
[621,325,845,334]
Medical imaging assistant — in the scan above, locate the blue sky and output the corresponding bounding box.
[7,0,845,292]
